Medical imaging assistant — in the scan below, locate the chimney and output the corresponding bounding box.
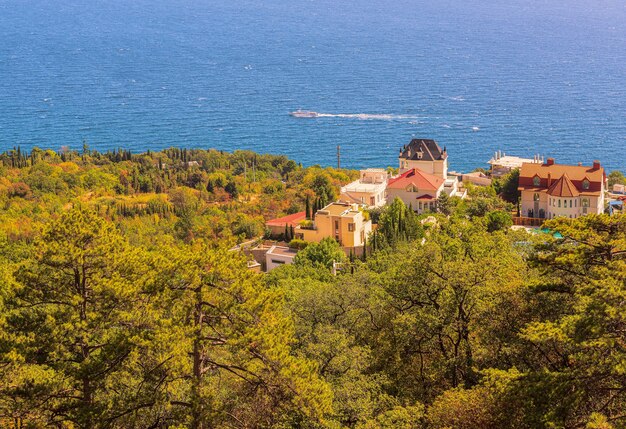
[592,160,601,170]
[578,162,582,166]
[545,158,555,166]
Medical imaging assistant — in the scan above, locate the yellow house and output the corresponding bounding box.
[295,202,372,247]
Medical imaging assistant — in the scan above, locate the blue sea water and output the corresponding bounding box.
[0,0,625,172]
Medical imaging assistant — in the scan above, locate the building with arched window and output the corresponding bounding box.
[518,158,606,219]
[386,168,447,214]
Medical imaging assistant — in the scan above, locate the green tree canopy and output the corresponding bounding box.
[294,237,346,269]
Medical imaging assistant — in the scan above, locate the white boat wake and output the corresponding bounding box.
[290,110,418,120]
[318,113,418,120]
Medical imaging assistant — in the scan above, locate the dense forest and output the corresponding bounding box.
[0,147,625,429]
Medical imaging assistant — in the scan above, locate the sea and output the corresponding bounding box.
[0,0,625,172]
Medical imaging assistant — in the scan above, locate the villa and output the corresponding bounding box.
[398,138,448,177]
[295,202,372,247]
[518,158,606,219]
[339,168,388,208]
[386,168,446,214]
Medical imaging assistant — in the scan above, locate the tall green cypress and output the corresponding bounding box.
[305,195,311,220]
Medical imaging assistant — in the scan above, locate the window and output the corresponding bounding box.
[558,199,561,208]
[533,176,541,187]
[534,193,540,202]
[348,223,355,232]
[582,179,590,190]
[271,259,285,265]
[370,196,375,205]
[569,200,572,208]
[419,202,422,210]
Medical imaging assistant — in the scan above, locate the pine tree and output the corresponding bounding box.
[2,209,164,427]
[155,242,332,428]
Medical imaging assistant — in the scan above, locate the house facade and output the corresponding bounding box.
[340,168,388,208]
[398,139,448,178]
[265,245,298,272]
[386,168,445,214]
[295,202,372,247]
[518,158,606,219]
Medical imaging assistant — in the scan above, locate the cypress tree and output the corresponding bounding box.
[361,236,367,262]
[305,195,311,220]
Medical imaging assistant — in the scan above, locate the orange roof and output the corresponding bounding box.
[519,162,604,182]
[518,160,605,195]
[265,211,306,227]
[388,168,445,192]
[547,173,579,197]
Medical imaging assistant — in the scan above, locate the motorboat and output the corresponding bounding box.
[289,110,319,118]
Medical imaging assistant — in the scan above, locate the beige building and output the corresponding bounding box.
[295,202,372,247]
[265,245,298,272]
[386,168,446,214]
[398,139,448,178]
[340,169,388,208]
[518,158,606,219]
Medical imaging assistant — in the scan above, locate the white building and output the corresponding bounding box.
[488,151,542,177]
[340,169,388,208]
[265,245,298,272]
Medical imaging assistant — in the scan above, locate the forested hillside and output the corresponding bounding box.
[0,147,624,428]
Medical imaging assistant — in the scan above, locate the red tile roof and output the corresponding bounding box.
[387,168,445,192]
[547,173,580,197]
[265,211,306,227]
[416,194,435,200]
[518,160,605,196]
